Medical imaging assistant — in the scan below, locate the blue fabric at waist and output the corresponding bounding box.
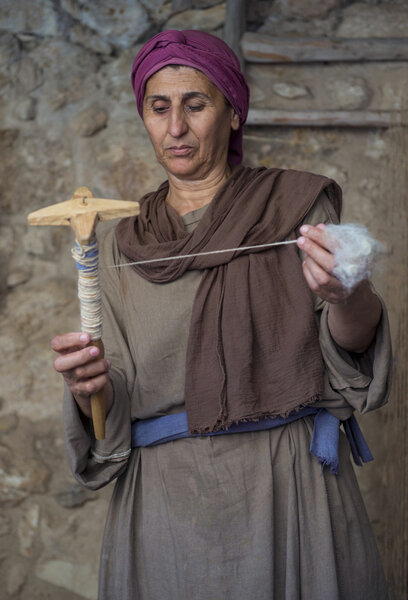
[130,406,373,475]
[131,406,318,447]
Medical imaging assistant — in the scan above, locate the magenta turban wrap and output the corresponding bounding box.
[131,30,250,165]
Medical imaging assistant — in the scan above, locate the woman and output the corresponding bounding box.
[52,30,392,599]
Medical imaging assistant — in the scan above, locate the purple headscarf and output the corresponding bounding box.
[130,30,250,165]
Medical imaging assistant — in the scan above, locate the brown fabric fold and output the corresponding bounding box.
[115,166,342,433]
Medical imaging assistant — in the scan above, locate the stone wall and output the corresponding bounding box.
[1,1,407,598]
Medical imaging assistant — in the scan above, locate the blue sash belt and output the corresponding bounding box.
[131,407,373,475]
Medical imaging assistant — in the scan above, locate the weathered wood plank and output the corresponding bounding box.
[224,0,246,67]
[242,32,408,63]
[246,109,402,128]
[379,115,408,599]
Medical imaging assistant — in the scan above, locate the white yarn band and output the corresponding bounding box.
[326,223,384,289]
[71,238,103,341]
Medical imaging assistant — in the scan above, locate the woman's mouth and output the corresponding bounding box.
[167,146,194,156]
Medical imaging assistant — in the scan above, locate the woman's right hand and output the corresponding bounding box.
[51,332,113,418]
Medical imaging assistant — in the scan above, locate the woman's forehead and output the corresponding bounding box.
[145,65,221,97]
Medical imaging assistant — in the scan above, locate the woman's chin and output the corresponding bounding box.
[163,157,204,179]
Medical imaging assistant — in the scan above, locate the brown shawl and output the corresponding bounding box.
[116,166,342,433]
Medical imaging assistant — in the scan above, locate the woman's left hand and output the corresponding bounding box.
[296,223,382,353]
[296,223,353,304]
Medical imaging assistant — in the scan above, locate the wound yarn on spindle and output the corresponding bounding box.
[325,223,384,289]
[71,238,103,341]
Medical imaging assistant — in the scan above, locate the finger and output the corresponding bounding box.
[297,235,335,273]
[298,224,338,254]
[74,359,111,381]
[303,258,348,303]
[51,332,90,353]
[53,345,100,373]
[304,256,338,289]
[73,373,110,399]
[302,260,321,295]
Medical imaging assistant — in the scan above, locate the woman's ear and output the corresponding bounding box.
[231,109,240,131]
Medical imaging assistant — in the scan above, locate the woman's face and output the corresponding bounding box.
[143,66,239,181]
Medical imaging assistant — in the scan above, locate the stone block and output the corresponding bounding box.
[0,0,59,37]
[0,513,12,536]
[172,0,192,8]
[74,104,109,137]
[0,443,50,506]
[0,32,21,84]
[0,329,26,365]
[0,413,19,434]
[55,483,96,509]
[142,0,173,24]
[13,97,37,121]
[0,252,8,298]
[7,269,31,288]
[36,560,98,599]
[3,280,77,341]
[277,0,340,19]
[325,77,372,110]
[18,503,40,557]
[171,0,222,9]
[272,82,310,100]
[364,136,389,161]
[337,3,408,38]
[165,2,226,30]
[23,228,55,257]
[258,12,338,37]
[69,23,113,55]
[29,39,101,107]
[61,0,151,49]
[319,164,348,187]
[188,0,223,6]
[0,225,15,257]
[247,0,275,26]
[10,57,44,93]
[110,153,160,202]
[6,562,27,596]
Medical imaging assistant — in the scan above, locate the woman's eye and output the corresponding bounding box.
[153,106,169,114]
[186,104,204,112]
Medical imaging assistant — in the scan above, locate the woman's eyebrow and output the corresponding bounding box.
[145,94,170,103]
[182,92,212,102]
[145,92,213,103]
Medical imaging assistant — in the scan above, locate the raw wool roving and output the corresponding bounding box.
[325,223,384,289]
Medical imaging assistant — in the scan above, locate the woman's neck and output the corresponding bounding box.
[166,164,232,216]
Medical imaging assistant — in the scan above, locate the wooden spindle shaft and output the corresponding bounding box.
[89,339,106,440]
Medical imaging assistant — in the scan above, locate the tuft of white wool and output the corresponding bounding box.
[325,223,384,289]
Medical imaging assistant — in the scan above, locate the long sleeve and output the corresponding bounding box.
[302,192,392,420]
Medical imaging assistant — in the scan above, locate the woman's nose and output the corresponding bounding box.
[168,106,188,138]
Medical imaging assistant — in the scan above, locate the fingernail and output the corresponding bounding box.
[80,333,88,342]
[107,359,111,368]
[90,347,99,357]
[300,225,309,234]
[297,236,305,246]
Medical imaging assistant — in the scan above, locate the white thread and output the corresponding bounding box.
[102,224,384,290]
[326,223,384,289]
[103,239,298,269]
[71,238,103,341]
